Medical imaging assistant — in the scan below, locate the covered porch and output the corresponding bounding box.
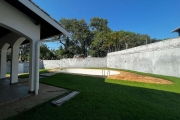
[0,0,69,100]
[0,77,67,119]
[0,78,29,104]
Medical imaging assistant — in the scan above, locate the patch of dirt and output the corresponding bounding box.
[108,71,173,84]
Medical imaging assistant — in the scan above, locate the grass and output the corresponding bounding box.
[6,73,10,77]
[8,70,180,120]
[107,68,180,93]
[18,69,49,78]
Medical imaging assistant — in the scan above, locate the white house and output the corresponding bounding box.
[0,0,69,95]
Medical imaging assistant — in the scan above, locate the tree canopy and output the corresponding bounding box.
[54,17,161,58]
[7,17,162,61]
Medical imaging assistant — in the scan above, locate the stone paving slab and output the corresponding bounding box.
[52,91,79,106]
[0,79,68,120]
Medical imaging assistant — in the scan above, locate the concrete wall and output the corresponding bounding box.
[6,62,31,74]
[107,37,180,77]
[6,57,107,73]
[41,57,107,69]
[5,37,180,77]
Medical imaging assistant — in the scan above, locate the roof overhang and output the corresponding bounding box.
[171,27,180,33]
[4,0,70,40]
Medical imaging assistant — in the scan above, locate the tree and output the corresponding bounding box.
[56,17,162,58]
[59,18,93,57]
[89,31,109,57]
[90,17,111,32]
[19,44,30,61]
[54,46,64,59]
[40,43,56,60]
[88,17,111,57]
[7,48,11,62]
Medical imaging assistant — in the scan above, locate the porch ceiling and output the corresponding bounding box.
[0,26,29,45]
[172,27,180,33]
[0,26,11,39]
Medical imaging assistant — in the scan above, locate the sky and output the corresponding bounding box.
[32,0,180,49]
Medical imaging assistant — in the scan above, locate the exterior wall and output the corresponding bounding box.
[0,0,40,40]
[6,62,30,74]
[6,58,107,73]
[5,37,180,78]
[107,37,180,77]
[42,57,107,69]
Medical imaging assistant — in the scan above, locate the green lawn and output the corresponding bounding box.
[8,71,180,120]
[6,73,10,77]
[18,69,49,78]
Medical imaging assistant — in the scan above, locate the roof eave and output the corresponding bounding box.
[18,0,70,38]
[171,27,180,33]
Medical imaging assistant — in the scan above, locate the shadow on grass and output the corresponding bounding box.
[8,73,180,120]
[18,69,50,78]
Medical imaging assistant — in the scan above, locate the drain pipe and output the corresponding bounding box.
[35,35,70,95]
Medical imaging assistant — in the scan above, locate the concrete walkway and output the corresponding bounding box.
[0,78,67,120]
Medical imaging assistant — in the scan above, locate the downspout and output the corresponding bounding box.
[35,34,70,95]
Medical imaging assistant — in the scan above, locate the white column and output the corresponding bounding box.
[0,43,10,78]
[0,49,7,78]
[29,40,40,95]
[29,40,36,92]
[35,41,40,95]
[10,45,19,84]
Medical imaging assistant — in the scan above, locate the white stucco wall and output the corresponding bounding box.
[5,38,180,78]
[42,57,107,69]
[6,58,107,74]
[0,0,40,40]
[107,37,180,77]
[6,62,30,74]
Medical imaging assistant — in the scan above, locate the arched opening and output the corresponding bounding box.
[0,19,35,102]
[0,24,32,84]
[10,37,28,84]
[0,23,40,95]
[0,43,10,78]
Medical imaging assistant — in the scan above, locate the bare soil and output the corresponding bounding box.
[108,71,173,84]
[49,69,173,84]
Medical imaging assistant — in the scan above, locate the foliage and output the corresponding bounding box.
[7,48,11,62]
[90,17,111,32]
[58,18,93,58]
[89,31,110,57]
[40,43,56,60]
[6,43,58,61]
[10,17,163,60]
[88,17,111,57]
[19,44,30,61]
[56,17,161,58]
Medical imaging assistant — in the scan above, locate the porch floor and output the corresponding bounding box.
[0,78,29,104]
[0,77,68,120]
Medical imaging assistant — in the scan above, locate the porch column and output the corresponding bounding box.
[35,40,40,95]
[0,44,10,78]
[29,40,40,95]
[10,45,19,84]
[29,40,36,92]
[0,49,7,78]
